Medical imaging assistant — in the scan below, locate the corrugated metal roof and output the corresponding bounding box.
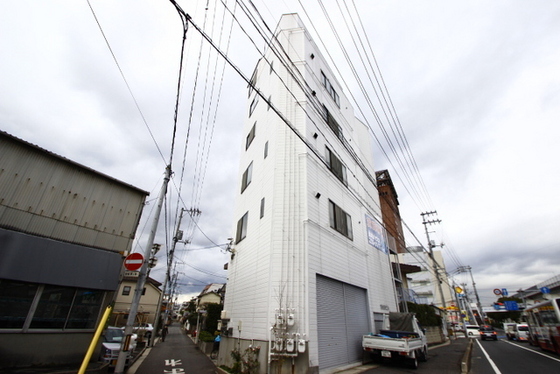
[0,130,149,195]
[0,130,149,252]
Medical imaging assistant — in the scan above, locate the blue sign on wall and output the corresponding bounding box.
[365,214,388,254]
[541,287,551,294]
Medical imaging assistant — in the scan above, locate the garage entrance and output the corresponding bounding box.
[316,275,370,370]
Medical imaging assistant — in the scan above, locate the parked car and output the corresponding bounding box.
[465,325,480,338]
[133,323,154,342]
[515,324,529,342]
[479,325,498,341]
[100,326,138,367]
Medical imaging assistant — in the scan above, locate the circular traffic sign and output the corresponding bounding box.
[124,252,144,271]
[493,288,502,296]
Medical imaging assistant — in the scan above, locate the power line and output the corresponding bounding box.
[86,0,166,165]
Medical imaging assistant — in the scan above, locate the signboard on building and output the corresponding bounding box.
[365,214,387,254]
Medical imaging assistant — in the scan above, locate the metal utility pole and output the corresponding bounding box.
[114,165,172,374]
[421,211,446,309]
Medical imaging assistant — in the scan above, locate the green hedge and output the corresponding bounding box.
[406,302,441,326]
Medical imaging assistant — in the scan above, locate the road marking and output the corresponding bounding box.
[165,359,183,366]
[503,340,560,363]
[476,340,502,374]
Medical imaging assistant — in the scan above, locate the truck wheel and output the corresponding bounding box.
[409,356,418,369]
[419,347,428,362]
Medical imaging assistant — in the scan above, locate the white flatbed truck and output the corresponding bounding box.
[362,312,428,369]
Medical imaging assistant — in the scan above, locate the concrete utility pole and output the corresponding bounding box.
[421,211,446,309]
[150,207,199,346]
[151,207,184,347]
[458,265,484,324]
[114,165,172,374]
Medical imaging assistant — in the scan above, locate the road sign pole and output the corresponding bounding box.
[114,165,171,374]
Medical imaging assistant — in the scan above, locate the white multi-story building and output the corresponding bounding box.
[220,14,397,373]
[399,246,454,308]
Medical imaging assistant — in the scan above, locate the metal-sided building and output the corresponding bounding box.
[219,14,398,374]
[0,131,148,368]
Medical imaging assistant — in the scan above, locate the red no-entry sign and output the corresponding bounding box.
[124,252,144,271]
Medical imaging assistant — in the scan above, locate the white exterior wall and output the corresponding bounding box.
[399,248,454,307]
[223,14,397,372]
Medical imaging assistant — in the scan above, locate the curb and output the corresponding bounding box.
[460,339,474,374]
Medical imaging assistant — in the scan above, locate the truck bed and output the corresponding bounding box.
[363,331,424,353]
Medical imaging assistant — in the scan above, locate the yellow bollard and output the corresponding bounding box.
[78,304,113,374]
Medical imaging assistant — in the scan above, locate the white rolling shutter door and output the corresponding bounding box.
[316,275,370,370]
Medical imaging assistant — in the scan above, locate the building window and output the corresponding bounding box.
[241,162,253,193]
[264,141,269,159]
[122,286,131,296]
[260,198,265,218]
[30,285,76,329]
[0,279,104,331]
[0,280,39,329]
[246,123,256,150]
[326,147,347,185]
[321,70,340,107]
[248,68,257,97]
[249,96,259,117]
[236,212,249,243]
[329,200,353,240]
[142,288,146,296]
[65,289,104,329]
[322,104,342,139]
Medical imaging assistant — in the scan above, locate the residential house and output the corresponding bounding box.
[197,283,225,307]
[111,271,162,326]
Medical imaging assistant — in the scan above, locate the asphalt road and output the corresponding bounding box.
[470,338,560,374]
[359,337,469,373]
[130,324,217,374]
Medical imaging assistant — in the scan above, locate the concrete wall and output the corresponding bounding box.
[425,326,446,345]
[218,337,313,374]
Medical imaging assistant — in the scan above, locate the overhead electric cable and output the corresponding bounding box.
[86,0,166,164]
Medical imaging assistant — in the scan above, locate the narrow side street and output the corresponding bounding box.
[130,324,217,374]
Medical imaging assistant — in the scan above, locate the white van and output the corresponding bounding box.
[515,324,529,342]
[465,325,480,338]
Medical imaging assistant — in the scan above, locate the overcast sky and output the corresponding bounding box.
[1,0,559,306]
